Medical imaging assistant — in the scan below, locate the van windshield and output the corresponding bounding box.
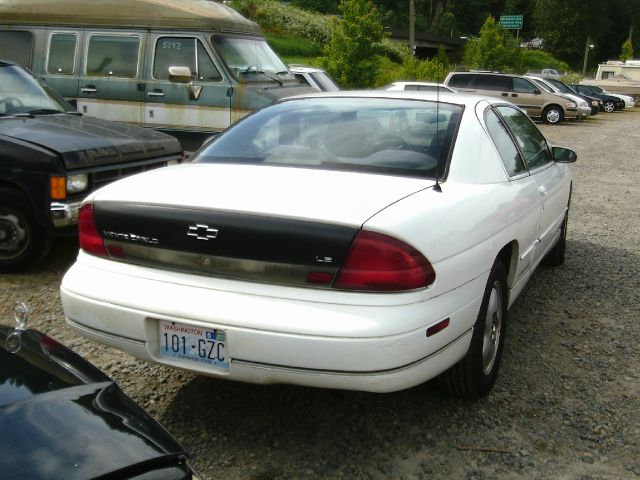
[211,35,294,83]
[0,63,72,116]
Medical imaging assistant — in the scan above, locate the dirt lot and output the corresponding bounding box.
[1,109,639,480]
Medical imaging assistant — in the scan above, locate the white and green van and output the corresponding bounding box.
[0,0,312,151]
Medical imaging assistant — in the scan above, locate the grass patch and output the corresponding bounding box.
[266,35,322,58]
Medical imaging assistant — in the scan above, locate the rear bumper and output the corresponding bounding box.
[60,255,485,393]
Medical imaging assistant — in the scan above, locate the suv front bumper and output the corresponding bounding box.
[51,201,82,227]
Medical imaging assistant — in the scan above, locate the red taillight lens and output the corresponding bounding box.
[334,231,435,292]
[78,203,107,256]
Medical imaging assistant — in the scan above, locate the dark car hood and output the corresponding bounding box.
[0,327,186,480]
[0,114,181,170]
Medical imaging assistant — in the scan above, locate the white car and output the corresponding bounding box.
[60,92,576,399]
[382,81,457,93]
[288,64,340,92]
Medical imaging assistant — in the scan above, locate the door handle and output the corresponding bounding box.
[511,93,519,97]
[538,185,548,196]
[147,90,165,98]
[80,86,97,93]
[501,92,508,97]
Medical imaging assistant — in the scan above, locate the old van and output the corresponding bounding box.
[0,0,312,151]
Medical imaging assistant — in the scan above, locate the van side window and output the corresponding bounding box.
[154,37,221,82]
[484,108,526,177]
[513,78,538,94]
[0,30,34,68]
[47,33,77,75]
[87,35,140,78]
[476,75,510,90]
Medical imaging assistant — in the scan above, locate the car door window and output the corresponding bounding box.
[484,108,527,176]
[497,106,552,170]
[513,78,538,94]
[153,37,221,82]
[87,34,140,78]
[47,33,77,74]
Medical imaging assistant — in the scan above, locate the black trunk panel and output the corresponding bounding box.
[94,203,357,267]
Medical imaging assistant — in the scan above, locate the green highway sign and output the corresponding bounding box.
[500,15,524,30]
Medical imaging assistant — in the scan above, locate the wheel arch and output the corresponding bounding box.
[496,241,518,289]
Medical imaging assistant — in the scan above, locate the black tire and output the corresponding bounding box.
[603,100,615,113]
[542,105,563,124]
[543,213,567,267]
[0,192,48,272]
[440,259,508,399]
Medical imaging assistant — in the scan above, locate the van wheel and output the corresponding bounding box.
[542,105,563,124]
[603,100,615,113]
[440,259,508,399]
[0,192,48,272]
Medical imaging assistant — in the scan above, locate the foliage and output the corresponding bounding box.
[620,39,634,62]
[230,0,333,46]
[289,0,339,14]
[320,0,385,88]
[519,49,569,73]
[435,45,450,69]
[265,35,322,57]
[462,16,521,72]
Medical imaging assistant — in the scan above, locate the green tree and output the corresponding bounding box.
[620,39,634,62]
[321,0,385,88]
[463,16,520,71]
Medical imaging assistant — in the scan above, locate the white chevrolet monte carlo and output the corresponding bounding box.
[60,91,576,399]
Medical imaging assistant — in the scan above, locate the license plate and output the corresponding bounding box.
[159,320,229,371]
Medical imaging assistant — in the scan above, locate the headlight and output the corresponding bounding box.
[592,100,598,106]
[66,174,89,194]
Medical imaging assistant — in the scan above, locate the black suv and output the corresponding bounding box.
[0,61,182,271]
[569,84,625,112]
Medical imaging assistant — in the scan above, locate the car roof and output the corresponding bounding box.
[283,90,510,110]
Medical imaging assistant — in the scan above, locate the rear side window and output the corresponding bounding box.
[87,35,140,78]
[153,37,221,82]
[448,74,473,88]
[485,108,526,176]
[497,106,552,170]
[0,30,34,68]
[47,33,77,75]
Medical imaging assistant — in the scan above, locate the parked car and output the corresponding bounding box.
[542,77,602,115]
[288,65,340,92]
[0,303,199,480]
[524,75,591,119]
[444,71,578,124]
[569,84,625,112]
[582,84,635,107]
[381,81,457,93]
[60,91,576,400]
[0,60,182,272]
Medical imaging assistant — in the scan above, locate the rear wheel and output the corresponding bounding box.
[440,259,508,399]
[0,192,48,272]
[603,100,615,113]
[542,105,563,124]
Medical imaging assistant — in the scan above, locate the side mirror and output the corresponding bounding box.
[168,66,193,83]
[552,146,577,163]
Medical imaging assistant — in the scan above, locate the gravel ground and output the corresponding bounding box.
[1,109,639,480]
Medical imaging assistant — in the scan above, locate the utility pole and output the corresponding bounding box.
[582,37,593,78]
[409,0,415,56]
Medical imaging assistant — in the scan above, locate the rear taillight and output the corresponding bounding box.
[78,203,107,257]
[333,231,435,292]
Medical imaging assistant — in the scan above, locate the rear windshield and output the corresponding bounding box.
[196,97,463,180]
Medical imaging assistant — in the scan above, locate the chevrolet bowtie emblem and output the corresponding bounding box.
[187,224,219,240]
